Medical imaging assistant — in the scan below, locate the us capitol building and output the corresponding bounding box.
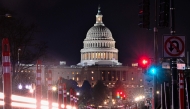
[44,7,144,99]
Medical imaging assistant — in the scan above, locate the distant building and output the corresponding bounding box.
[44,6,144,101]
[18,6,144,101]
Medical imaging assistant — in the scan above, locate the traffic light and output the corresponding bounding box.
[139,57,150,69]
[123,94,126,100]
[158,0,169,27]
[116,91,123,99]
[116,91,120,98]
[149,66,157,74]
[138,0,150,29]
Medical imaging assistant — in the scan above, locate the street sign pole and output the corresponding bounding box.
[170,0,178,108]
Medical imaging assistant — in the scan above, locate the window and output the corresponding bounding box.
[102,71,106,81]
[117,71,120,81]
[132,78,134,80]
[108,72,111,81]
[122,71,126,81]
[112,71,116,81]
[92,77,94,81]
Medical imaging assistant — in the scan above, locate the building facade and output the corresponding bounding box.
[43,6,145,101]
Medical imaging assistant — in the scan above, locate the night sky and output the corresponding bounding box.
[0,0,190,66]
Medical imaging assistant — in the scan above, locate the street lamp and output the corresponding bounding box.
[134,95,145,109]
[52,86,57,101]
[18,84,22,90]
[76,92,80,96]
[0,14,12,18]
[5,14,11,17]
[52,86,57,91]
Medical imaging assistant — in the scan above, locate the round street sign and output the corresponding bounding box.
[164,36,185,57]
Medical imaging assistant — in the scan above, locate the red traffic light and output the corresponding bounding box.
[139,57,150,68]
[142,59,148,65]
[120,92,122,95]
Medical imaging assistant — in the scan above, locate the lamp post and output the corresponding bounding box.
[18,48,21,65]
[52,86,57,101]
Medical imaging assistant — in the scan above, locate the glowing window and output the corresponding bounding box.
[72,77,75,80]
[140,79,142,81]
[91,71,94,73]
[77,77,79,81]
[92,77,94,81]
[98,17,101,21]
[132,78,134,80]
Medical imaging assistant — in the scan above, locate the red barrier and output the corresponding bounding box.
[70,88,73,107]
[58,77,63,109]
[2,38,12,109]
[48,70,52,109]
[36,60,42,109]
[179,70,184,109]
[63,83,67,109]
[73,90,76,108]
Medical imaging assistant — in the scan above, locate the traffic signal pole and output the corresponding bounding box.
[170,0,178,109]
[153,0,158,108]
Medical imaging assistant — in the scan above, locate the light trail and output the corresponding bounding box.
[0,92,74,109]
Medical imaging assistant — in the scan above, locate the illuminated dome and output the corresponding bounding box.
[77,6,122,66]
[85,26,114,41]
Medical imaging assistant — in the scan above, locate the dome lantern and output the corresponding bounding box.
[95,5,104,26]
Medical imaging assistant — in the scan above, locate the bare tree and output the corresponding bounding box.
[0,7,48,93]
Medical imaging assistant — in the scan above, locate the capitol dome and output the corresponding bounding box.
[77,6,122,66]
[85,26,114,41]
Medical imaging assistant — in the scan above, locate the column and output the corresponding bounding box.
[120,71,122,81]
[105,52,107,60]
[116,53,118,60]
[95,52,97,60]
[103,52,105,60]
[85,53,86,60]
[88,52,90,60]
